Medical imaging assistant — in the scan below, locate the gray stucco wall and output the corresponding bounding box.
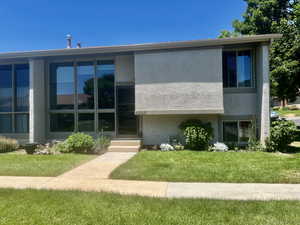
[142,115,219,145]
[29,59,46,143]
[223,92,257,115]
[134,48,224,115]
[115,55,134,83]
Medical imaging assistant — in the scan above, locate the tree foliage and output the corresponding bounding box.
[220,0,300,106]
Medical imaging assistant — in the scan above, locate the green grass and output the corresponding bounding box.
[0,153,95,176]
[110,151,300,183]
[0,189,299,225]
[274,109,300,117]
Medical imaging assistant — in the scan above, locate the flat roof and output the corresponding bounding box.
[0,34,282,60]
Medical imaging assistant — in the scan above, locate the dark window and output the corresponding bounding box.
[50,63,74,110]
[15,114,29,133]
[117,86,137,135]
[78,113,94,132]
[239,121,252,142]
[50,113,74,132]
[15,64,29,112]
[0,65,12,112]
[0,114,12,133]
[99,113,115,132]
[97,61,115,109]
[223,121,238,142]
[223,50,252,88]
[77,62,94,109]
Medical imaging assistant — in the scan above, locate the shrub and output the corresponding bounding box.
[265,119,297,152]
[0,136,18,153]
[94,134,111,154]
[160,143,174,151]
[64,133,95,153]
[179,120,213,150]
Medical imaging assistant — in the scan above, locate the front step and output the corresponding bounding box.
[108,139,141,152]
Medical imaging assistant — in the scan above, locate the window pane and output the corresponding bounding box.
[15,64,29,112]
[50,113,74,132]
[237,50,252,87]
[78,113,94,132]
[223,121,238,142]
[239,121,252,142]
[0,114,12,133]
[99,113,115,132]
[0,65,12,112]
[223,51,237,88]
[50,63,74,110]
[77,62,94,109]
[97,61,115,109]
[15,114,29,133]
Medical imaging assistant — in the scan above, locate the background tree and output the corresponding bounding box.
[220,0,300,107]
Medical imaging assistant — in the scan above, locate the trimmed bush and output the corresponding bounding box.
[94,135,111,154]
[179,120,213,150]
[265,120,297,152]
[0,136,18,153]
[64,133,95,153]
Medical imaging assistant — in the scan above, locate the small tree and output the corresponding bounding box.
[179,120,213,150]
[265,119,297,152]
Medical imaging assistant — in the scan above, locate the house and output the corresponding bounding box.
[0,34,281,146]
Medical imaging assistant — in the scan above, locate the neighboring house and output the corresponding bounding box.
[0,34,281,145]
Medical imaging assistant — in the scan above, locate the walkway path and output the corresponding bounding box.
[1,152,300,200]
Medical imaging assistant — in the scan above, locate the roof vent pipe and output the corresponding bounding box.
[76,42,82,48]
[66,34,72,48]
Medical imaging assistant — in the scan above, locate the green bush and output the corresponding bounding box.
[265,120,297,152]
[179,120,213,150]
[295,129,300,141]
[94,134,111,154]
[0,136,18,153]
[64,133,95,153]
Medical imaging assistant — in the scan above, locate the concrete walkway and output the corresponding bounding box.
[1,152,300,200]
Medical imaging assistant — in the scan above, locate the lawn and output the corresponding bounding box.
[0,153,95,176]
[274,108,300,117]
[110,151,300,183]
[0,189,299,225]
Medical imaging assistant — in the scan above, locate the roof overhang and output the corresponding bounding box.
[0,34,282,60]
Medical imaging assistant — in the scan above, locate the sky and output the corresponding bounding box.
[0,0,246,52]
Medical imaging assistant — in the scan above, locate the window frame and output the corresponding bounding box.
[0,63,29,134]
[223,48,255,89]
[47,57,116,134]
[222,120,253,144]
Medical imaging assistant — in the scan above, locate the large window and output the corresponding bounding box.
[223,50,253,88]
[50,63,74,110]
[223,121,252,143]
[0,64,29,133]
[77,62,94,109]
[49,60,115,133]
[96,61,115,109]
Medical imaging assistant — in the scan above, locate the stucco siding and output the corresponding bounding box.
[142,115,219,145]
[134,48,224,115]
[223,93,257,115]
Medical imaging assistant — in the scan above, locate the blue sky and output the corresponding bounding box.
[0,0,246,52]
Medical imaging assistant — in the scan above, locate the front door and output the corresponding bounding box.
[117,85,138,137]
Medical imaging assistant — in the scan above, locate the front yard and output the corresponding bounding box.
[0,189,299,225]
[0,153,95,177]
[110,151,300,183]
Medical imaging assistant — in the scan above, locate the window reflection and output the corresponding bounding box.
[0,114,12,133]
[77,62,94,109]
[237,51,252,87]
[50,63,74,109]
[15,64,29,112]
[78,113,94,132]
[0,65,12,112]
[97,61,115,109]
[50,113,74,132]
[99,113,115,132]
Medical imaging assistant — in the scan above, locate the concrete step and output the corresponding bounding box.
[108,146,140,152]
[110,140,141,147]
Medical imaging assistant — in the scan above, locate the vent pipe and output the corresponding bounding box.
[66,34,72,48]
